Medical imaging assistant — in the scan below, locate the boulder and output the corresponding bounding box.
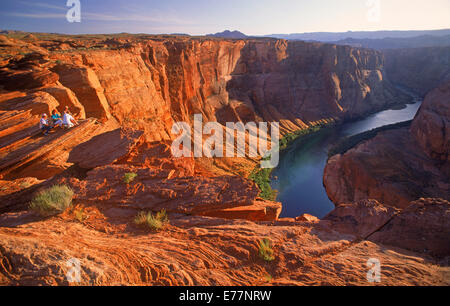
[68,129,144,169]
[369,198,450,258]
[61,164,281,221]
[295,214,320,223]
[323,199,399,238]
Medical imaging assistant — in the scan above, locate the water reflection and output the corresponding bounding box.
[271,101,423,218]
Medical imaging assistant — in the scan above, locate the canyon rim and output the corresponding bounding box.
[0,0,449,290]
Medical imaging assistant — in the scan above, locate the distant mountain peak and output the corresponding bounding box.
[207,30,247,39]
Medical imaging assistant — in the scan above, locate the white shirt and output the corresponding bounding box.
[39,118,48,129]
[63,113,75,127]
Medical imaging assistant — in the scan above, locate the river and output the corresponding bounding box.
[271,99,423,219]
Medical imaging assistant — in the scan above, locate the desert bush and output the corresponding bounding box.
[30,185,74,216]
[249,122,334,201]
[264,273,273,283]
[134,209,169,231]
[73,207,88,222]
[20,181,31,189]
[249,167,278,201]
[258,238,275,262]
[123,172,138,184]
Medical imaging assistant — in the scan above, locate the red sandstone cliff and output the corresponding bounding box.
[0,34,409,181]
[51,38,409,134]
[411,81,450,163]
[0,33,448,286]
[324,81,450,208]
[383,46,450,97]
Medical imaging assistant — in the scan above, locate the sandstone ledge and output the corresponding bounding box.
[0,197,448,286]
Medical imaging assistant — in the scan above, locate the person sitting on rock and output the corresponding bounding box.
[39,113,52,135]
[62,110,79,128]
[63,106,79,118]
[51,110,63,128]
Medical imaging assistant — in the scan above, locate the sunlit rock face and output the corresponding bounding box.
[0,35,407,180]
[0,196,447,285]
[48,38,406,137]
[0,34,448,286]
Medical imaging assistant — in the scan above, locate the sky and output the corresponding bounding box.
[0,0,449,35]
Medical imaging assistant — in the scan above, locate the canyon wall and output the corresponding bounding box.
[52,38,409,136]
[324,80,450,208]
[0,35,409,180]
[383,46,450,96]
[0,34,449,286]
[2,34,447,207]
[226,40,408,128]
[411,81,450,164]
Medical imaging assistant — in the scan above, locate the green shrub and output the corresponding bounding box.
[123,172,138,184]
[279,124,324,151]
[134,209,169,231]
[258,238,275,262]
[264,273,273,283]
[249,167,278,201]
[155,209,169,223]
[30,185,74,216]
[248,121,335,201]
[73,207,88,222]
[20,181,31,189]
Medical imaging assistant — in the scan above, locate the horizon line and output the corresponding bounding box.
[2,28,450,37]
